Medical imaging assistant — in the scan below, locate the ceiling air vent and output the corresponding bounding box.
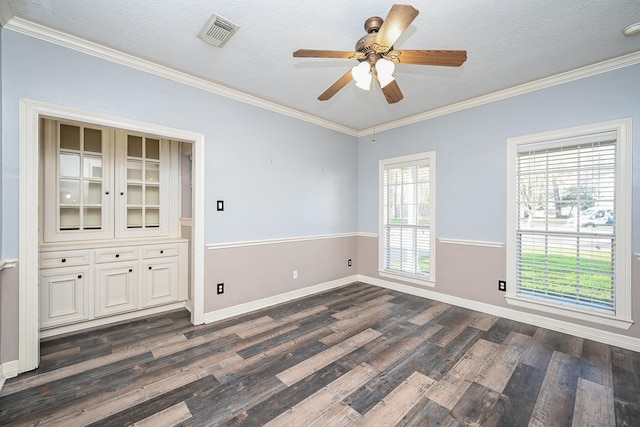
[199,14,239,47]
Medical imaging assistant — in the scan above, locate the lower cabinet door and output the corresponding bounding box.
[142,258,179,308]
[95,262,138,317]
[40,267,90,329]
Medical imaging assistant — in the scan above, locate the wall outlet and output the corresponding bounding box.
[217,283,224,294]
[293,270,298,279]
[498,280,506,292]
[348,259,352,267]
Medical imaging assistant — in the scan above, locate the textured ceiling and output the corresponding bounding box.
[4,0,640,131]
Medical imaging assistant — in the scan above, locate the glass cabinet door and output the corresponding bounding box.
[48,122,111,240]
[59,124,105,230]
[122,134,162,231]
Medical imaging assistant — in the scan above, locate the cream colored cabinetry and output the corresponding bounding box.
[94,260,139,318]
[39,264,91,329]
[39,240,188,330]
[142,244,182,308]
[40,118,187,334]
[43,120,180,242]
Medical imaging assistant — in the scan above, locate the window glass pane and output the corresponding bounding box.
[417,228,430,273]
[146,138,160,160]
[418,204,430,226]
[385,226,402,271]
[383,157,432,279]
[59,179,80,204]
[516,140,616,313]
[84,128,102,153]
[83,155,102,178]
[59,124,80,150]
[128,135,143,157]
[60,153,80,177]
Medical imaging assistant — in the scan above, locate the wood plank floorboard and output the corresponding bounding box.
[1,282,638,426]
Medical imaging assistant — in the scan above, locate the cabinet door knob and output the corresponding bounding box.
[115,254,120,258]
[77,275,82,279]
[120,192,124,196]
[105,191,110,195]
[160,250,164,254]
[129,269,133,273]
[148,266,152,270]
[61,258,66,263]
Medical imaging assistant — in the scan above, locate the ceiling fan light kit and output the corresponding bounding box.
[293,3,467,104]
[375,58,396,88]
[352,62,373,90]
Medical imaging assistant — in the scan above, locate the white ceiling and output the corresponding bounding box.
[3,0,640,132]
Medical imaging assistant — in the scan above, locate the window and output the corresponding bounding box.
[506,119,632,329]
[379,152,436,286]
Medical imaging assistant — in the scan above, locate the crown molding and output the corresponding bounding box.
[3,17,358,137]
[5,16,638,138]
[358,50,640,137]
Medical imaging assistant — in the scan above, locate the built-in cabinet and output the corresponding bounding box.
[39,119,188,333]
[40,240,187,329]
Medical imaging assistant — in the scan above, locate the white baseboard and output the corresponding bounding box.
[203,273,640,352]
[203,275,358,324]
[358,274,640,352]
[0,359,20,391]
[40,302,188,339]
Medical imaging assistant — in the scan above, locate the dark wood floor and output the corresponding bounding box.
[1,282,639,426]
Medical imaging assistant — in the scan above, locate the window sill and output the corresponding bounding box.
[378,270,435,288]
[504,294,633,330]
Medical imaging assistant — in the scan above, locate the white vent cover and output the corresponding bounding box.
[199,14,239,47]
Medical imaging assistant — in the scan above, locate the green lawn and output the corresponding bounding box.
[519,252,613,305]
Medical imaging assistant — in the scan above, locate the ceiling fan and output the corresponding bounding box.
[293,4,467,104]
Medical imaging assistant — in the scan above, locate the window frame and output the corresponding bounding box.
[506,118,633,329]
[378,151,436,287]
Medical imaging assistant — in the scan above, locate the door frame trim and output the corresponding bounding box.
[18,99,205,372]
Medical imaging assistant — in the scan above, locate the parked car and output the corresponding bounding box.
[567,208,614,227]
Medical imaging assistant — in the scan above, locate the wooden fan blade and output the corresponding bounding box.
[374,4,419,52]
[293,49,364,59]
[388,49,467,67]
[318,69,354,101]
[379,79,404,104]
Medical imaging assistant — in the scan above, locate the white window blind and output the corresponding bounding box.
[516,138,616,313]
[382,159,432,279]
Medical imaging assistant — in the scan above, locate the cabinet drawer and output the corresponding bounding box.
[40,251,90,269]
[142,244,181,259]
[95,247,139,263]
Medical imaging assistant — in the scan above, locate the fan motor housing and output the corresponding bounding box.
[356,16,389,59]
[356,33,385,57]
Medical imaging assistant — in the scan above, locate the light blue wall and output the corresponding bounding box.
[358,64,640,252]
[0,30,358,257]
